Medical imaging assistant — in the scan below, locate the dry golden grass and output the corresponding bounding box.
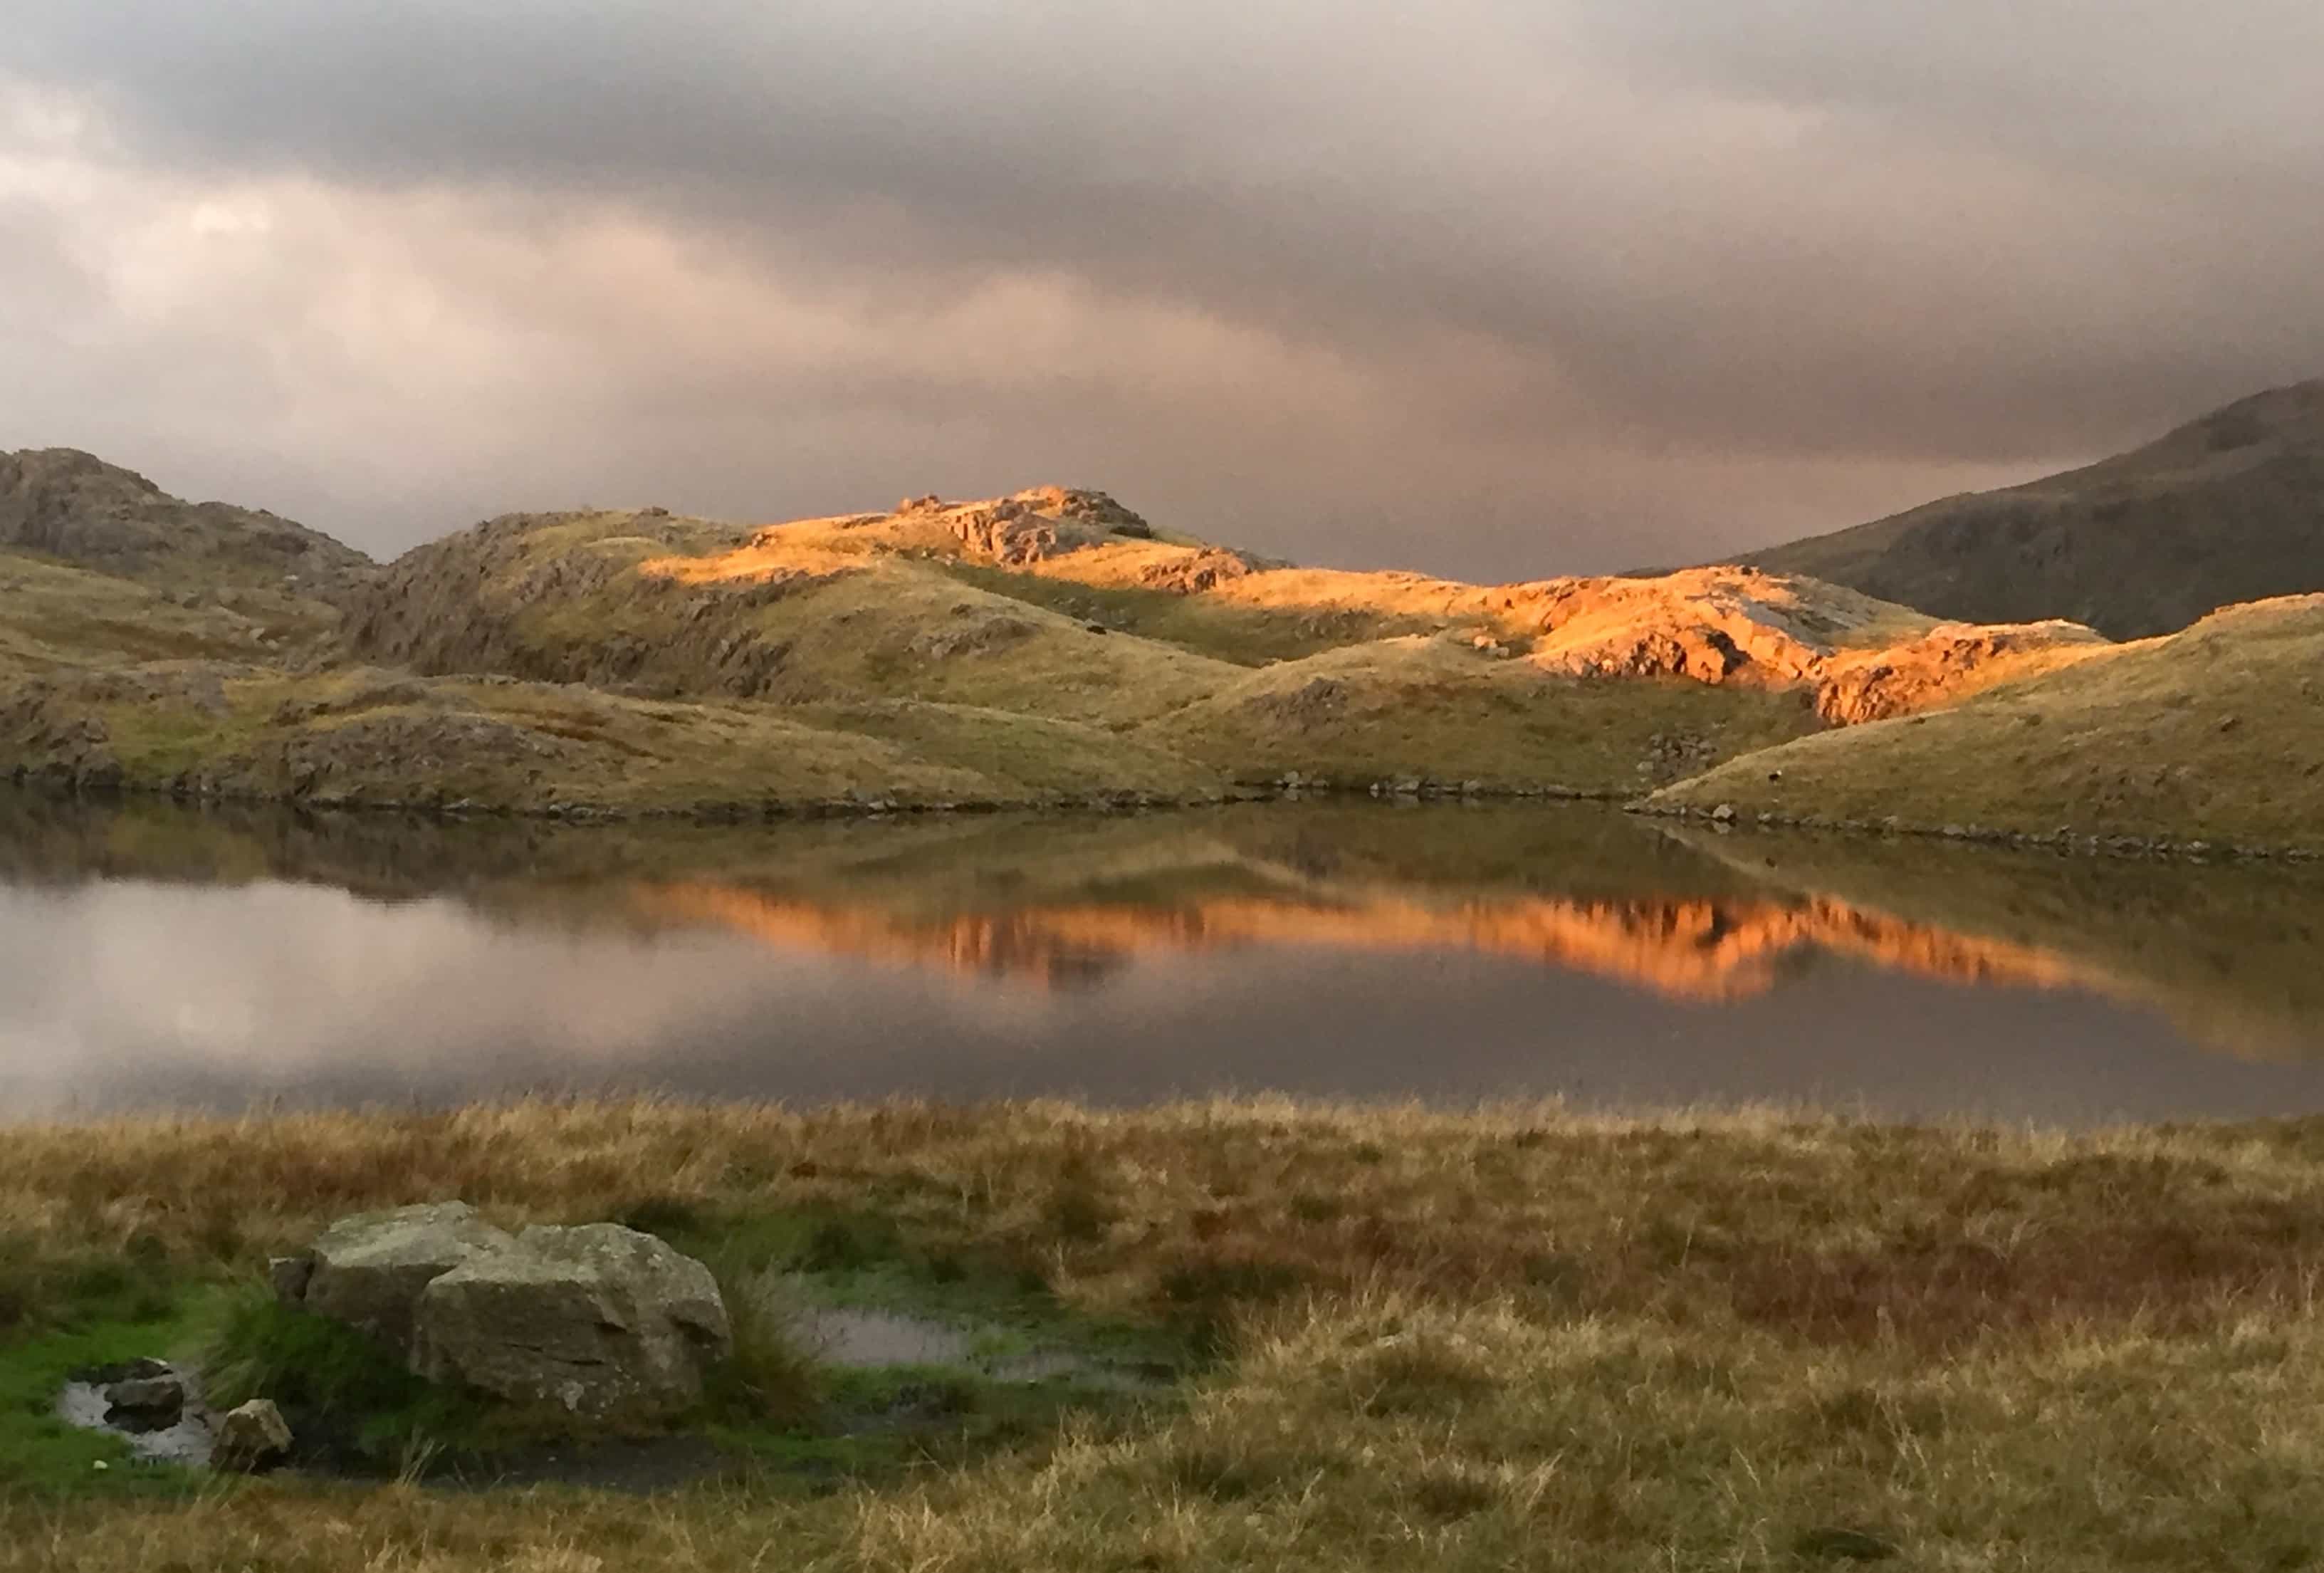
[11,1097,2324,1567]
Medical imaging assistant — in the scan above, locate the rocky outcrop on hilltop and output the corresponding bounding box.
[1496,568,2105,720]
[904,487,1163,566]
[1649,595,2324,855]
[1518,570,1841,686]
[1813,620,2111,724]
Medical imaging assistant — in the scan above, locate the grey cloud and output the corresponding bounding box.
[1,2,2319,575]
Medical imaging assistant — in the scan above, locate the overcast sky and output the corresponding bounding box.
[4,3,2319,578]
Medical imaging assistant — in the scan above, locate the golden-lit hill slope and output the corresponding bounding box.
[325,487,2104,797]
[1,469,2113,814]
[1651,595,2324,852]
[1738,380,2324,638]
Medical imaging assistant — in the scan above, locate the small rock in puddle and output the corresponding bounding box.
[56,1360,215,1468]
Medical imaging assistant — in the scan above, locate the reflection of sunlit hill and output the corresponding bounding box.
[1668,827,2324,1061]
[638,882,2088,1004]
[18,790,2323,1065]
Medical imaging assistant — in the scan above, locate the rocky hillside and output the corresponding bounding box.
[341,487,2100,734]
[1,449,375,664]
[1,448,372,597]
[1,467,2114,815]
[1650,595,2324,853]
[1736,380,2324,638]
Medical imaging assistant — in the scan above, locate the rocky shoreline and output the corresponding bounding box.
[10,759,2315,867]
[1628,798,2324,864]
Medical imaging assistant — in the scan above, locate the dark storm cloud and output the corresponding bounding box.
[1,2,2319,574]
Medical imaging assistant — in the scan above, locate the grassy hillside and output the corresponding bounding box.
[1652,595,2324,852]
[0,664,1228,813]
[1137,633,1824,788]
[0,553,300,676]
[1739,380,2324,637]
[0,469,2117,814]
[13,1099,2324,1569]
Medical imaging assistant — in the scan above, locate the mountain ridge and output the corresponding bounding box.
[1732,380,2324,638]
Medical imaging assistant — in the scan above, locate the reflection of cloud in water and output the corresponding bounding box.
[0,879,1186,1117]
[10,857,2324,1124]
[0,883,842,1110]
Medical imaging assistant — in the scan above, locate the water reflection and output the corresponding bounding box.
[7,790,2324,1122]
[634,884,2086,1003]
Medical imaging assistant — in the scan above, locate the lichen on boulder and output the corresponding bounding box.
[281,1205,733,1425]
[291,1201,516,1352]
[412,1224,733,1420]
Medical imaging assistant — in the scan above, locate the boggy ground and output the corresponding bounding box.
[8,1098,2324,1569]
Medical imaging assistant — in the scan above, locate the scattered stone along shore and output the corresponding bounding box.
[17,763,2319,865]
[1629,798,2324,864]
[0,766,1632,825]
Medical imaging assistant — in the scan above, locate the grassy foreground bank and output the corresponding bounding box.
[8,1098,2324,1569]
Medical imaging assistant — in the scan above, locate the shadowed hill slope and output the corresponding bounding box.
[1,449,372,599]
[1736,380,2324,639]
[1652,595,2324,852]
[1,449,375,664]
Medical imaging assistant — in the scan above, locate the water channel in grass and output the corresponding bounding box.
[9,788,2324,1124]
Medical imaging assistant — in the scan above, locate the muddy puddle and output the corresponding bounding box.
[55,1360,216,1468]
[787,1302,1170,1389]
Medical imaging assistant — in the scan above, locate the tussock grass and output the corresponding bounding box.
[9,1097,2324,1566]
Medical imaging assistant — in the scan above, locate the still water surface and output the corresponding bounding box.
[9,790,2324,1124]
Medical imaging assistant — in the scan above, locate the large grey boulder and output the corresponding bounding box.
[293,1202,515,1352]
[412,1224,733,1420]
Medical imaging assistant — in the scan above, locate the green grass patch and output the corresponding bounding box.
[0,1243,223,1498]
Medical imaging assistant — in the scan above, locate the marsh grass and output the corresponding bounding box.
[701,1264,823,1428]
[9,1097,2324,1567]
[199,1292,489,1468]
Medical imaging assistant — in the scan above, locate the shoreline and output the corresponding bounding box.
[1628,798,2324,864]
[9,766,2317,866]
